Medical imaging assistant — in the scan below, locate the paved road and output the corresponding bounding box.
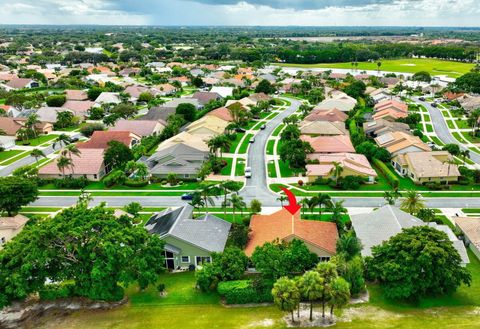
[415,98,480,165]
[31,195,480,209]
[240,97,302,202]
[0,134,81,176]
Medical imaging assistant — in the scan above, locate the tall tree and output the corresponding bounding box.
[56,155,73,178]
[400,190,425,215]
[327,277,350,318]
[298,271,324,321]
[30,148,46,163]
[272,277,300,323]
[315,262,338,318]
[0,176,39,216]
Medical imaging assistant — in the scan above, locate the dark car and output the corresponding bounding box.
[235,128,246,133]
[181,193,193,200]
[431,103,437,107]
[260,124,266,130]
[70,137,79,143]
[419,97,425,101]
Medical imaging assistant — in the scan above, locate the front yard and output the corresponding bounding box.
[16,134,59,146]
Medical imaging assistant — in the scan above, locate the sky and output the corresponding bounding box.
[0,0,479,26]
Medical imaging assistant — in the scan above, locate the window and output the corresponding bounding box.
[1,237,5,245]
[181,256,190,263]
[319,256,330,262]
[196,256,211,265]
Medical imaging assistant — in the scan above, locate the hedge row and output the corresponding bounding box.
[349,119,358,136]
[373,158,399,189]
[217,280,273,305]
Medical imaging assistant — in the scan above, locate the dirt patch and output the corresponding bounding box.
[339,306,405,323]
[245,318,276,328]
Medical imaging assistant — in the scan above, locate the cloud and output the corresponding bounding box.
[186,0,397,10]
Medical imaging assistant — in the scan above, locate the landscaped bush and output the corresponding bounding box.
[103,170,126,187]
[39,283,76,300]
[217,280,273,305]
[373,159,399,189]
[124,179,148,188]
[53,177,89,189]
[336,175,365,190]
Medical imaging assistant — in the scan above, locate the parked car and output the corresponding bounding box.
[245,167,252,178]
[181,193,193,200]
[260,124,266,130]
[419,97,425,101]
[431,102,437,107]
[249,137,255,143]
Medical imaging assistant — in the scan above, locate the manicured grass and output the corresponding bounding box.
[16,134,59,146]
[0,151,30,166]
[456,119,471,129]
[20,207,63,212]
[235,158,246,176]
[278,58,474,78]
[452,131,467,143]
[461,131,480,144]
[220,157,233,176]
[425,124,433,133]
[40,181,207,191]
[278,160,295,178]
[237,134,253,154]
[272,124,285,137]
[430,136,445,146]
[267,161,277,178]
[228,132,245,153]
[423,114,431,122]
[266,139,275,155]
[0,150,24,163]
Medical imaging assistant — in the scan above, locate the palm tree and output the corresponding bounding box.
[400,190,425,215]
[231,193,246,223]
[300,198,309,216]
[272,277,300,323]
[316,193,333,218]
[16,128,30,144]
[62,143,80,160]
[331,200,347,233]
[330,162,343,186]
[189,192,204,217]
[306,197,317,214]
[298,271,324,321]
[218,180,238,216]
[277,195,288,207]
[383,188,401,205]
[327,277,350,319]
[53,133,72,150]
[56,155,72,178]
[335,233,361,261]
[461,150,470,165]
[376,61,382,74]
[443,158,457,187]
[198,184,218,213]
[25,113,40,139]
[30,148,46,163]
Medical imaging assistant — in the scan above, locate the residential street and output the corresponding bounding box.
[240,97,302,201]
[415,98,480,165]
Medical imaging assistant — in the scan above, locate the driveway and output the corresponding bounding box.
[239,97,302,203]
[415,98,480,165]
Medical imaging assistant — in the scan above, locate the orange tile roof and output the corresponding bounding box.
[305,108,347,122]
[39,148,105,176]
[301,135,355,154]
[206,107,233,122]
[77,131,138,149]
[245,208,338,256]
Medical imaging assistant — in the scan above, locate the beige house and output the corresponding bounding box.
[299,120,347,136]
[455,217,480,260]
[374,131,431,156]
[157,131,209,152]
[391,151,460,184]
[0,215,29,249]
[185,115,229,141]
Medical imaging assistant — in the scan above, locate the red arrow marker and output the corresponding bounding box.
[279,187,301,215]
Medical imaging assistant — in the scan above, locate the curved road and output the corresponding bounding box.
[415,97,480,165]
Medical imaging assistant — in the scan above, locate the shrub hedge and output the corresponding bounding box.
[217,280,273,305]
[373,159,399,189]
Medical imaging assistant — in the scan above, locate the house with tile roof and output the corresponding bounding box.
[301,135,355,154]
[139,106,176,123]
[206,107,234,122]
[94,92,121,106]
[304,108,348,122]
[77,131,141,149]
[65,89,89,101]
[157,131,209,152]
[0,117,53,136]
[185,115,230,141]
[35,107,76,124]
[225,97,256,109]
[373,99,408,121]
[145,205,231,270]
[306,153,377,183]
[351,205,469,266]
[455,217,480,260]
[62,100,94,118]
[316,93,357,113]
[39,148,106,181]
[363,119,411,138]
[245,208,338,260]
[5,77,39,90]
[192,91,222,105]
[391,151,460,184]
[299,120,348,136]
[163,98,202,109]
[156,83,178,96]
[110,119,165,137]
[0,215,29,249]
[144,143,208,178]
[374,131,431,156]
[210,86,234,98]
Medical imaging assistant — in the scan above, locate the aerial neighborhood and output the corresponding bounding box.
[1,25,480,329]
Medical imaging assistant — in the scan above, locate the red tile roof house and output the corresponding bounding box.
[77,131,141,149]
[5,77,39,90]
[65,89,89,101]
[39,148,106,181]
[124,85,152,101]
[109,120,165,137]
[206,107,234,122]
[373,99,408,121]
[304,108,348,122]
[245,208,338,260]
[301,135,355,154]
[0,117,53,136]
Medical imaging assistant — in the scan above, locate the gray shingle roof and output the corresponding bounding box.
[144,143,207,176]
[350,205,469,264]
[145,205,231,253]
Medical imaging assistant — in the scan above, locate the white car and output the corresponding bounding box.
[245,167,252,178]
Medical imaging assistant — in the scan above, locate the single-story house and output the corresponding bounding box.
[163,98,202,109]
[458,95,480,113]
[392,151,460,184]
[124,85,151,101]
[185,115,229,141]
[35,107,75,124]
[305,108,348,122]
[455,217,480,260]
[65,89,88,101]
[62,100,94,119]
[0,136,16,150]
[5,77,39,90]
[139,106,176,123]
[77,131,141,149]
[316,94,357,113]
[206,107,234,122]
[248,92,272,103]
[119,67,141,77]
[210,86,234,98]
[145,205,231,270]
[94,92,121,106]
[39,148,107,181]
[0,117,53,136]
[301,135,355,154]
[0,214,29,249]
[245,208,338,261]
[156,83,177,96]
[110,119,165,137]
[351,205,469,266]
[144,143,208,178]
[299,120,348,136]
[306,153,377,183]
[373,99,408,121]
[363,119,411,138]
[157,131,209,152]
[192,91,222,105]
[374,131,431,156]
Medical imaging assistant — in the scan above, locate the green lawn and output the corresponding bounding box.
[423,114,431,122]
[278,58,474,78]
[0,151,30,166]
[16,134,59,146]
[267,161,277,178]
[456,119,471,129]
[237,134,253,154]
[425,124,433,133]
[220,157,233,176]
[452,131,467,143]
[278,160,296,177]
[272,124,285,137]
[40,181,207,191]
[461,131,480,144]
[430,136,445,146]
[266,139,276,155]
[235,158,246,176]
[228,133,245,153]
[0,150,24,163]
[446,120,455,129]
